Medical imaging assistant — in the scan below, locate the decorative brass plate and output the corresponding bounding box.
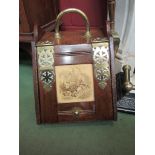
[36,41,55,89]
[92,38,110,89]
[55,64,95,103]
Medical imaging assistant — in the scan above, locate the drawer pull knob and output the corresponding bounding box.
[74,110,79,116]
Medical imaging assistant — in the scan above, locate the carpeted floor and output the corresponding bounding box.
[19,61,135,155]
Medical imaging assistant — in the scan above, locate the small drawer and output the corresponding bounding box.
[58,107,95,122]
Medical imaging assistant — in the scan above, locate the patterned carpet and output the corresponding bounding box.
[117,93,135,113]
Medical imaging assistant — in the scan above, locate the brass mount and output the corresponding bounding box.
[122,65,135,93]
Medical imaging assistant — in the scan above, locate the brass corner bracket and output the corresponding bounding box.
[36,41,55,90]
[92,38,110,89]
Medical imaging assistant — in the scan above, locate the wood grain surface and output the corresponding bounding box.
[33,29,117,123]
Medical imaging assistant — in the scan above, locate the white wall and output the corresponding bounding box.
[115,0,135,75]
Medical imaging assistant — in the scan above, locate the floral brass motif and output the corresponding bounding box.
[36,41,55,89]
[92,39,110,89]
[40,70,55,87]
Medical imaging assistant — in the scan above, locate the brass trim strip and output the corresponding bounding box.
[92,38,110,89]
[36,41,55,90]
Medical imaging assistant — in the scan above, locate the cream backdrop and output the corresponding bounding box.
[115,0,135,76]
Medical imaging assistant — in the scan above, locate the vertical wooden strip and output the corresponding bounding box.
[109,37,117,120]
[31,41,41,124]
[19,0,30,33]
[107,0,116,32]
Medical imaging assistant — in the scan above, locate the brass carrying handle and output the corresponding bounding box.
[55,8,91,39]
[122,65,135,93]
